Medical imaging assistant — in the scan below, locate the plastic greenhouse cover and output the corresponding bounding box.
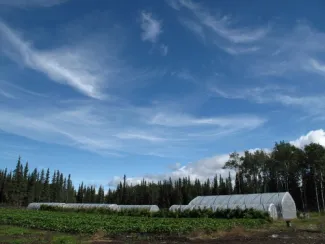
[187,192,296,220]
[117,205,160,212]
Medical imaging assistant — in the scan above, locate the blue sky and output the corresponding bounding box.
[1,0,325,188]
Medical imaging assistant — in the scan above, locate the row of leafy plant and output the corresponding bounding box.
[0,208,268,235]
[39,205,271,221]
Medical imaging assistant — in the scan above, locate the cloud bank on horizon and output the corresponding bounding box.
[110,129,325,186]
[1,0,325,187]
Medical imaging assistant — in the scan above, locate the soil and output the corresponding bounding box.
[91,230,325,244]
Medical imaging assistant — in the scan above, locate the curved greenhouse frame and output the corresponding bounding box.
[27,202,66,210]
[188,192,296,220]
[169,203,278,220]
[62,203,118,210]
[117,205,160,212]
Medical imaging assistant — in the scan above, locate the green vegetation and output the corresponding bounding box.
[1,142,325,213]
[39,204,271,220]
[1,141,325,214]
[0,225,84,244]
[0,208,268,236]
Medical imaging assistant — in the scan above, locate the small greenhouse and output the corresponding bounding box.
[62,203,118,210]
[169,205,195,211]
[188,192,296,220]
[27,202,66,210]
[117,205,160,212]
[169,204,278,220]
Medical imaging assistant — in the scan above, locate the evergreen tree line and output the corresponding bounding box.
[1,141,325,212]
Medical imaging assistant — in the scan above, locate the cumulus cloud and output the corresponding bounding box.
[109,153,232,186]
[111,129,325,186]
[290,129,325,148]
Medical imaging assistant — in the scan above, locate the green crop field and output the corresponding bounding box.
[0,208,267,236]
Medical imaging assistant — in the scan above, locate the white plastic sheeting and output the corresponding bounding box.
[63,203,118,210]
[27,202,66,210]
[27,203,119,211]
[169,205,195,211]
[26,203,159,212]
[117,205,160,212]
[188,192,296,220]
[169,204,278,220]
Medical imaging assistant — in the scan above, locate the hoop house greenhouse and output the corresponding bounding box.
[169,203,278,220]
[27,202,66,210]
[117,205,160,212]
[189,192,296,220]
[63,203,118,210]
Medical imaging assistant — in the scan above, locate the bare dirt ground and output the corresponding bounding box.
[90,229,325,244]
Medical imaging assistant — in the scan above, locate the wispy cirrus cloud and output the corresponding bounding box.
[0,20,126,100]
[149,112,265,129]
[179,18,205,41]
[0,88,266,157]
[0,80,48,99]
[139,11,168,56]
[222,46,260,55]
[140,11,163,43]
[250,22,325,78]
[159,44,168,56]
[210,84,325,120]
[167,0,269,53]
[0,0,68,7]
[307,58,325,77]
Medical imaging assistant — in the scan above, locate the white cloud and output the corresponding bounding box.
[250,22,325,77]
[307,58,325,77]
[0,0,68,7]
[0,89,15,99]
[0,94,265,157]
[0,21,123,100]
[110,129,325,186]
[179,18,205,41]
[168,0,268,45]
[0,80,48,98]
[290,129,325,148]
[210,85,325,120]
[222,46,260,55]
[171,70,196,84]
[140,11,163,43]
[115,132,166,142]
[159,44,168,56]
[149,112,266,129]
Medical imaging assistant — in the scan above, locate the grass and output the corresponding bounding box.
[0,225,85,244]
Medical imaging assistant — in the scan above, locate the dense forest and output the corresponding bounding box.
[1,141,325,212]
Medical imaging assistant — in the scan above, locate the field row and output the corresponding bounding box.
[0,208,268,235]
[39,204,271,220]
